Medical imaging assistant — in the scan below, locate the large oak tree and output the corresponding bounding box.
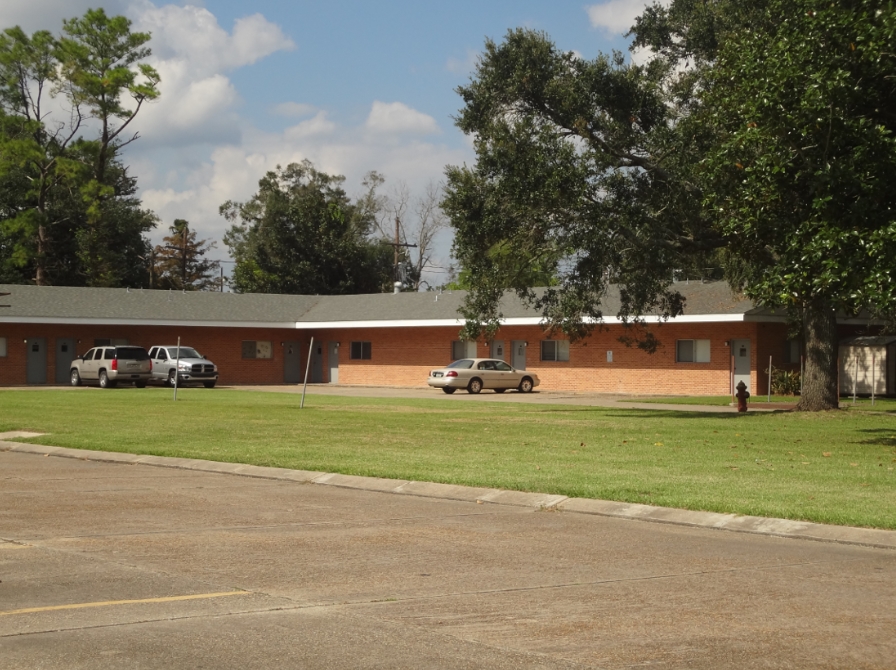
[443,0,896,410]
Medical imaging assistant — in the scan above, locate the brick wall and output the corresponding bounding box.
[0,319,801,395]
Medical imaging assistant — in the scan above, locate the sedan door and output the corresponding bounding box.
[494,360,517,389]
[475,360,500,389]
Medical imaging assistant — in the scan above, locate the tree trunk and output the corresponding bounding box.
[795,303,840,411]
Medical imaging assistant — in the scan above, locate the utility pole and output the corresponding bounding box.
[181,221,188,289]
[388,216,417,290]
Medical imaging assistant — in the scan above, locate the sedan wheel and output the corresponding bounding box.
[518,377,534,393]
[70,369,81,387]
[467,378,483,394]
[441,387,456,394]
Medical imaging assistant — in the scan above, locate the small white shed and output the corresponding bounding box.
[839,336,896,396]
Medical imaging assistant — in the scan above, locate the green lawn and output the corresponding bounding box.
[2,388,895,529]
[625,395,896,412]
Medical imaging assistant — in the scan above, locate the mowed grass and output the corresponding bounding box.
[627,395,896,412]
[2,388,895,529]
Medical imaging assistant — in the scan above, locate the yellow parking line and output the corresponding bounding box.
[0,591,247,616]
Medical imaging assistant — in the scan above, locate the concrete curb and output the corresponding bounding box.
[2,435,894,551]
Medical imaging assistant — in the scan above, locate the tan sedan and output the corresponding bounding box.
[427,358,540,395]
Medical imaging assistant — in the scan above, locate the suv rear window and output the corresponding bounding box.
[115,347,149,361]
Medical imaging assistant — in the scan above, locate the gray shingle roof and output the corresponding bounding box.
[0,281,756,326]
[0,285,319,324]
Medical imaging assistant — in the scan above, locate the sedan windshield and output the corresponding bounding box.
[447,359,474,369]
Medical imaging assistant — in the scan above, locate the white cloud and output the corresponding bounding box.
[365,101,440,136]
[586,0,670,35]
[131,2,294,74]
[123,2,295,148]
[284,112,337,140]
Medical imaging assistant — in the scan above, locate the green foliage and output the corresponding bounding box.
[768,367,802,396]
[700,0,896,320]
[0,10,159,287]
[445,1,896,410]
[222,161,394,295]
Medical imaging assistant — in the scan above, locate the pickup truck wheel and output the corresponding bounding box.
[203,381,216,388]
[70,369,81,387]
[135,381,147,388]
[167,370,177,387]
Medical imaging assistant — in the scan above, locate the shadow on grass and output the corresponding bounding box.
[855,429,896,447]
[531,407,762,421]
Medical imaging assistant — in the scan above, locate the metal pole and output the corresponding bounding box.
[872,351,876,406]
[730,353,735,401]
[173,336,181,401]
[853,356,858,405]
[767,356,772,402]
[301,337,314,409]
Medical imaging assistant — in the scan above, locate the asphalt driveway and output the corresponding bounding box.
[2,445,894,669]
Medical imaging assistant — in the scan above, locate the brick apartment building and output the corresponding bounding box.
[0,282,818,395]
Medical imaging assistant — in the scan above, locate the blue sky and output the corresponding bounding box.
[1,0,658,283]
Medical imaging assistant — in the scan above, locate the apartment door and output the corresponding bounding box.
[283,341,301,384]
[55,338,76,384]
[311,342,324,383]
[511,340,526,371]
[327,342,339,384]
[732,339,751,393]
[25,337,47,385]
[490,340,506,361]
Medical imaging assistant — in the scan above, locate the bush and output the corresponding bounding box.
[767,366,801,396]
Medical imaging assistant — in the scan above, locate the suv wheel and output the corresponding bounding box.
[70,369,81,387]
[99,370,116,388]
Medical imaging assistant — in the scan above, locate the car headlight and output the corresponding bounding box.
[178,362,191,371]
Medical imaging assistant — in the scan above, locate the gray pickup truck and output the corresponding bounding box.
[147,345,218,388]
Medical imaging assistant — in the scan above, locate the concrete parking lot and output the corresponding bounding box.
[2,441,895,669]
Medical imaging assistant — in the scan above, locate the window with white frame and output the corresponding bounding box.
[541,340,570,362]
[0,337,6,357]
[451,340,477,360]
[676,339,711,363]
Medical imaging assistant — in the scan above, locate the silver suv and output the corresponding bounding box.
[148,345,218,388]
[70,346,152,388]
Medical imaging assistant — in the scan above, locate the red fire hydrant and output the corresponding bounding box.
[735,380,750,413]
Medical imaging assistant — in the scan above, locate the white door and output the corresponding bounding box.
[732,339,751,392]
[490,340,505,361]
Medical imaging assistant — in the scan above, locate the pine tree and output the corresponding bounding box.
[153,220,220,291]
